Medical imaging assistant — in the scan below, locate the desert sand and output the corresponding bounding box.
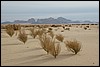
[1,24,99,66]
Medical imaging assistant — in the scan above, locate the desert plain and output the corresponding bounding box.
[1,24,99,66]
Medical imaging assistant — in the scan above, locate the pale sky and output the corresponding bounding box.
[1,1,99,22]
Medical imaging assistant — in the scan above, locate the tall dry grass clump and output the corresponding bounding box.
[64,40,81,54]
[5,24,15,37]
[17,30,27,44]
[39,34,61,58]
[12,24,21,31]
[37,28,45,38]
[39,34,51,54]
[56,34,64,42]
[29,27,38,38]
[13,24,21,36]
[49,41,61,58]
[48,30,55,38]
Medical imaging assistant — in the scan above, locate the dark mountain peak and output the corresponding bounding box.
[28,18,35,23]
[57,17,71,21]
[48,17,55,20]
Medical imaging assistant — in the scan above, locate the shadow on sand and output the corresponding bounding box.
[15,47,42,54]
[16,53,75,65]
[1,43,22,46]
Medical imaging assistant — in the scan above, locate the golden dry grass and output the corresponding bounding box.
[29,27,38,38]
[5,24,15,37]
[39,34,51,54]
[56,34,64,42]
[37,28,45,38]
[48,30,55,38]
[17,30,27,44]
[64,40,81,54]
[49,40,61,58]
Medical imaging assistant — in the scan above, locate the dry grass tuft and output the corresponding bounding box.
[29,27,38,38]
[84,27,87,30]
[39,34,51,54]
[37,28,47,38]
[64,40,81,54]
[49,41,61,58]
[56,34,64,42]
[61,30,64,32]
[48,27,52,30]
[65,28,70,31]
[5,24,15,37]
[17,30,27,44]
[39,34,61,58]
[48,30,55,38]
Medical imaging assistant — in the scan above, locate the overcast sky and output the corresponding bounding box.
[1,1,99,22]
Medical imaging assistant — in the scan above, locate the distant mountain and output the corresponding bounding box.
[1,17,97,24]
[37,17,58,24]
[27,18,35,23]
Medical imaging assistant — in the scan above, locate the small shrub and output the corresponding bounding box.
[48,27,52,30]
[86,26,89,28]
[12,24,21,31]
[84,27,87,30]
[65,28,70,31]
[37,29,44,38]
[17,30,27,44]
[5,24,15,37]
[56,34,64,42]
[48,30,55,38]
[61,30,64,32]
[64,40,81,54]
[39,34,51,54]
[29,27,38,38]
[63,26,65,29]
[49,41,61,58]
[69,25,72,27]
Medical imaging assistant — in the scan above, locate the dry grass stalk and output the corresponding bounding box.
[12,24,21,31]
[49,41,61,58]
[48,27,52,30]
[5,24,15,37]
[56,34,64,42]
[84,27,87,30]
[39,34,51,54]
[48,30,55,38]
[17,30,27,44]
[29,27,38,38]
[61,30,64,32]
[64,40,81,54]
[65,28,70,31]
[37,28,45,38]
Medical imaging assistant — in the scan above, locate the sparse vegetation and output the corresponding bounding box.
[56,34,64,42]
[65,28,70,31]
[48,27,52,30]
[39,34,51,54]
[64,40,81,54]
[37,28,44,38]
[49,41,61,58]
[17,30,27,44]
[2,24,85,59]
[84,27,87,30]
[29,27,38,38]
[61,30,64,32]
[5,24,15,37]
[48,30,55,38]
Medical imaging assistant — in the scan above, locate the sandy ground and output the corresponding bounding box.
[1,24,99,66]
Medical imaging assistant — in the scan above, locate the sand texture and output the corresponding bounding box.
[1,24,99,66]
